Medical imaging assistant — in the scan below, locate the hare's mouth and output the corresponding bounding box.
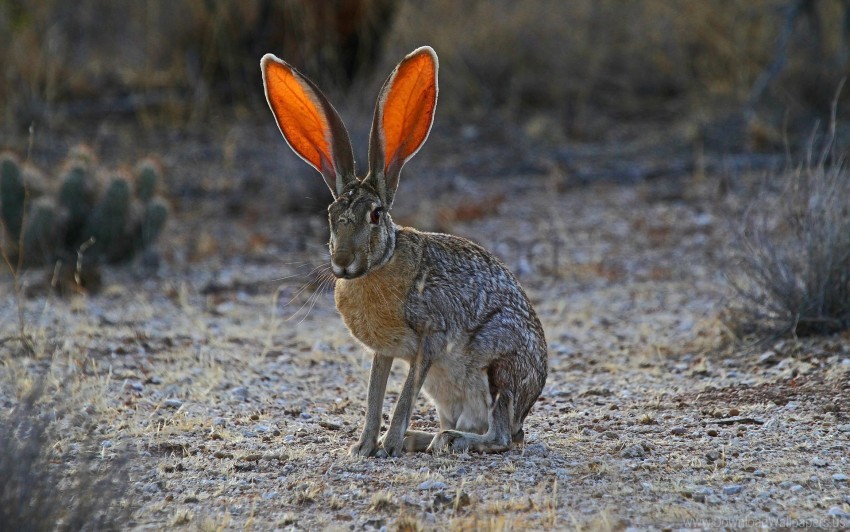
[331,261,367,280]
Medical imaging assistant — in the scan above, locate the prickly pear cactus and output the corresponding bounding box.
[0,146,170,288]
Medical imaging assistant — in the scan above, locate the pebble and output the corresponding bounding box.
[212,417,227,427]
[300,412,312,420]
[692,487,713,503]
[670,426,686,436]
[757,351,778,365]
[255,424,270,433]
[164,398,183,409]
[127,381,144,392]
[723,485,743,495]
[832,473,848,482]
[231,386,249,400]
[827,506,850,519]
[790,484,804,492]
[763,418,782,430]
[812,457,828,467]
[261,491,278,500]
[101,440,113,448]
[283,435,296,444]
[142,482,160,494]
[524,443,548,455]
[837,424,850,433]
[753,469,765,477]
[418,479,447,490]
[621,444,647,459]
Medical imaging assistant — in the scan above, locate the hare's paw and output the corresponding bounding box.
[427,430,469,454]
[377,433,405,458]
[349,438,380,457]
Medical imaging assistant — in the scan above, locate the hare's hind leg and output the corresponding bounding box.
[428,390,515,454]
[403,430,435,452]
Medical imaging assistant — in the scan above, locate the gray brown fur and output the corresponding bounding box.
[261,46,547,457]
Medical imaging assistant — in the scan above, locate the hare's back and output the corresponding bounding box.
[402,229,542,340]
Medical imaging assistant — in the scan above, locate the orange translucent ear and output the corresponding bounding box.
[367,46,438,204]
[380,48,438,175]
[261,54,354,197]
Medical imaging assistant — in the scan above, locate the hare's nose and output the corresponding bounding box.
[331,251,355,277]
[333,251,354,269]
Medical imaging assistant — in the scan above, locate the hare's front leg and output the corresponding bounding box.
[377,354,432,457]
[350,353,392,457]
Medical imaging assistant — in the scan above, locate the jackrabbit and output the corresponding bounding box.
[261,46,547,457]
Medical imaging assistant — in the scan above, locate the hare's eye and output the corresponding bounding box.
[370,207,383,225]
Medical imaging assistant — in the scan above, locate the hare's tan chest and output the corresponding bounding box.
[334,256,416,352]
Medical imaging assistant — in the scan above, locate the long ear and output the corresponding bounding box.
[261,54,356,198]
[366,46,438,206]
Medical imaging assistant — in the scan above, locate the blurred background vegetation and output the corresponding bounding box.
[2,0,849,140]
[2,0,850,223]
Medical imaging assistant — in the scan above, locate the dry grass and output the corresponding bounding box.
[728,120,850,338]
[0,383,131,531]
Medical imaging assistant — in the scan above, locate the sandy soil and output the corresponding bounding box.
[1,130,849,530]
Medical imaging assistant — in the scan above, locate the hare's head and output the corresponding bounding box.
[262,47,438,279]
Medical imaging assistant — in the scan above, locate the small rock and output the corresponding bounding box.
[621,444,647,459]
[164,398,183,409]
[670,426,686,436]
[753,469,765,477]
[231,386,249,400]
[142,482,160,494]
[524,443,547,455]
[832,473,849,482]
[790,484,804,492]
[779,481,794,490]
[785,401,799,411]
[262,491,278,500]
[127,381,144,392]
[763,418,782,430]
[283,435,295,444]
[837,424,850,433]
[692,487,713,503]
[705,450,721,462]
[101,440,113,449]
[299,412,312,420]
[812,457,828,467]
[758,351,778,365]
[706,429,719,437]
[212,417,227,427]
[723,485,743,495]
[418,479,447,490]
[827,506,850,519]
[255,424,270,433]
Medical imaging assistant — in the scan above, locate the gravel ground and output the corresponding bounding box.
[1,151,849,530]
